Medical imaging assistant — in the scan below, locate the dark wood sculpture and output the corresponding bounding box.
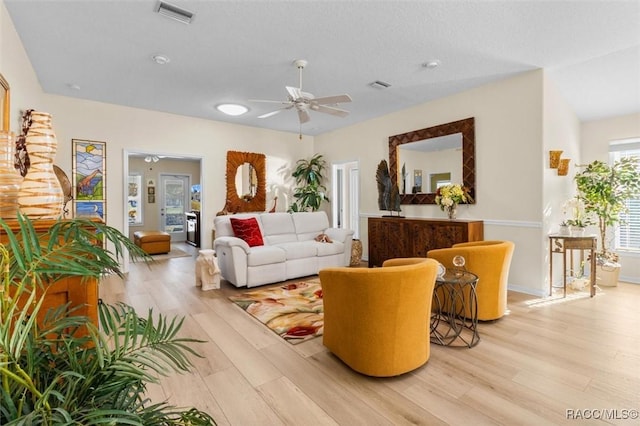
[376,160,401,216]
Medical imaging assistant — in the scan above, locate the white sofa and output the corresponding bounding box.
[214,211,354,288]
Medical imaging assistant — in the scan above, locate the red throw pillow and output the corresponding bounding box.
[230,217,264,247]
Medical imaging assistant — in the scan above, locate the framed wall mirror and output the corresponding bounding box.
[389,117,476,205]
[226,150,266,213]
[0,73,9,131]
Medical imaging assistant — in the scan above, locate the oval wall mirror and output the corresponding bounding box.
[226,151,266,212]
[235,162,258,200]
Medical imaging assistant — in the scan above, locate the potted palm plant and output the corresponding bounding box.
[574,157,640,286]
[0,215,215,425]
[289,153,330,212]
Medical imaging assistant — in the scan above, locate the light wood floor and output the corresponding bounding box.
[100,243,640,425]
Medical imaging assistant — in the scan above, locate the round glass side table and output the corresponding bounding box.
[430,269,480,348]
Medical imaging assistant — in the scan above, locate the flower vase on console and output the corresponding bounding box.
[17,111,64,219]
[435,183,472,220]
[445,204,457,220]
[0,131,24,219]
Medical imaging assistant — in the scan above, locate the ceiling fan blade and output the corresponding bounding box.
[286,86,303,100]
[248,98,292,105]
[258,110,283,119]
[312,94,352,105]
[312,104,350,118]
[297,109,311,124]
[258,104,294,119]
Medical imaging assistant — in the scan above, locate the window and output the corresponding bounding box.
[610,139,640,252]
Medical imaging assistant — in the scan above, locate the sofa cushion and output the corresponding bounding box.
[260,213,298,245]
[230,217,264,247]
[315,241,345,257]
[292,211,330,241]
[215,213,262,238]
[277,241,318,260]
[247,245,286,266]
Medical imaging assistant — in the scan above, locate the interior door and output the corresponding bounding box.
[159,174,190,242]
[332,161,359,238]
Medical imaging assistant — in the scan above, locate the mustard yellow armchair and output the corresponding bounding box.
[319,257,439,377]
[427,241,515,321]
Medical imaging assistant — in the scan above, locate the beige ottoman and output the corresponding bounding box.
[133,231,171,255]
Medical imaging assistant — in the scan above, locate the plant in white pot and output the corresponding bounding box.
[574,157,640,286]
[562,197,593,236]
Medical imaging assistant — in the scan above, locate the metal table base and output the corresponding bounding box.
[430,270,480,348]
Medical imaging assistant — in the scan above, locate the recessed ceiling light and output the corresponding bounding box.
[216,103,248,116]
[423,60,441,69]
[152,54,170,65]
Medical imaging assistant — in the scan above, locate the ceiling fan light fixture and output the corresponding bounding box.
[216,103,248,116]
[144,155,160,163]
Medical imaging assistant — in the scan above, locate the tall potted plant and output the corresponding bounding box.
[0,215,215,424]
[574,157,640,286]
[289,153,330,212]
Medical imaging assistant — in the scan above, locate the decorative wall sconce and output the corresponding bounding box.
[557,158,570,176]
[549,150,563,168]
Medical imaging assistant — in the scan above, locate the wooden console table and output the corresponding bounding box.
[548,234,597,298]
[1,219,101,335]
[368,217,484,267]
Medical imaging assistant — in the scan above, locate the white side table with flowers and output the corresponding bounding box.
[435,183,473,219]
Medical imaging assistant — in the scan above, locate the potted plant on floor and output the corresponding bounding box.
[0,215,215,425]
[574,157,640,286]
[289,153,330,212]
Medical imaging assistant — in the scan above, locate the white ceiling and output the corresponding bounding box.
[5,0,640,137]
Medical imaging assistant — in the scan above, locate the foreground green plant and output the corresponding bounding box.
[0,215,215,425]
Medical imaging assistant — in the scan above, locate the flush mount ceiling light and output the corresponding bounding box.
[144,155,160,163]
[216,103,248,116]
[155,1,194,24]
[152,54,170,65]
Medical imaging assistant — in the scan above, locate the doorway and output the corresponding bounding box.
[123,151,204,273]
[332,161,359,238]
[159,173,190,242]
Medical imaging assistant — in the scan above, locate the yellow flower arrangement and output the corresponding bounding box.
[435,184,473,210]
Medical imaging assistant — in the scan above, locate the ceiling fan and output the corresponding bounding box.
[250,59,352,131]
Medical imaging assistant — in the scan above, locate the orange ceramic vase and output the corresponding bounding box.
[17,111,64,219]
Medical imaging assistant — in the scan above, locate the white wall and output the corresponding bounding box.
[1,1,312,255]
[316,70,547,295]
[581,112,640,283]
[542,74,582,289]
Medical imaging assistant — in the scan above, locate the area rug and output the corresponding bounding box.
[133,247,192,262]
[229,281,323,344]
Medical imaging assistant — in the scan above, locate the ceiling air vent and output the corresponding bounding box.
[370,80,391,89]
[155,1,194,24]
